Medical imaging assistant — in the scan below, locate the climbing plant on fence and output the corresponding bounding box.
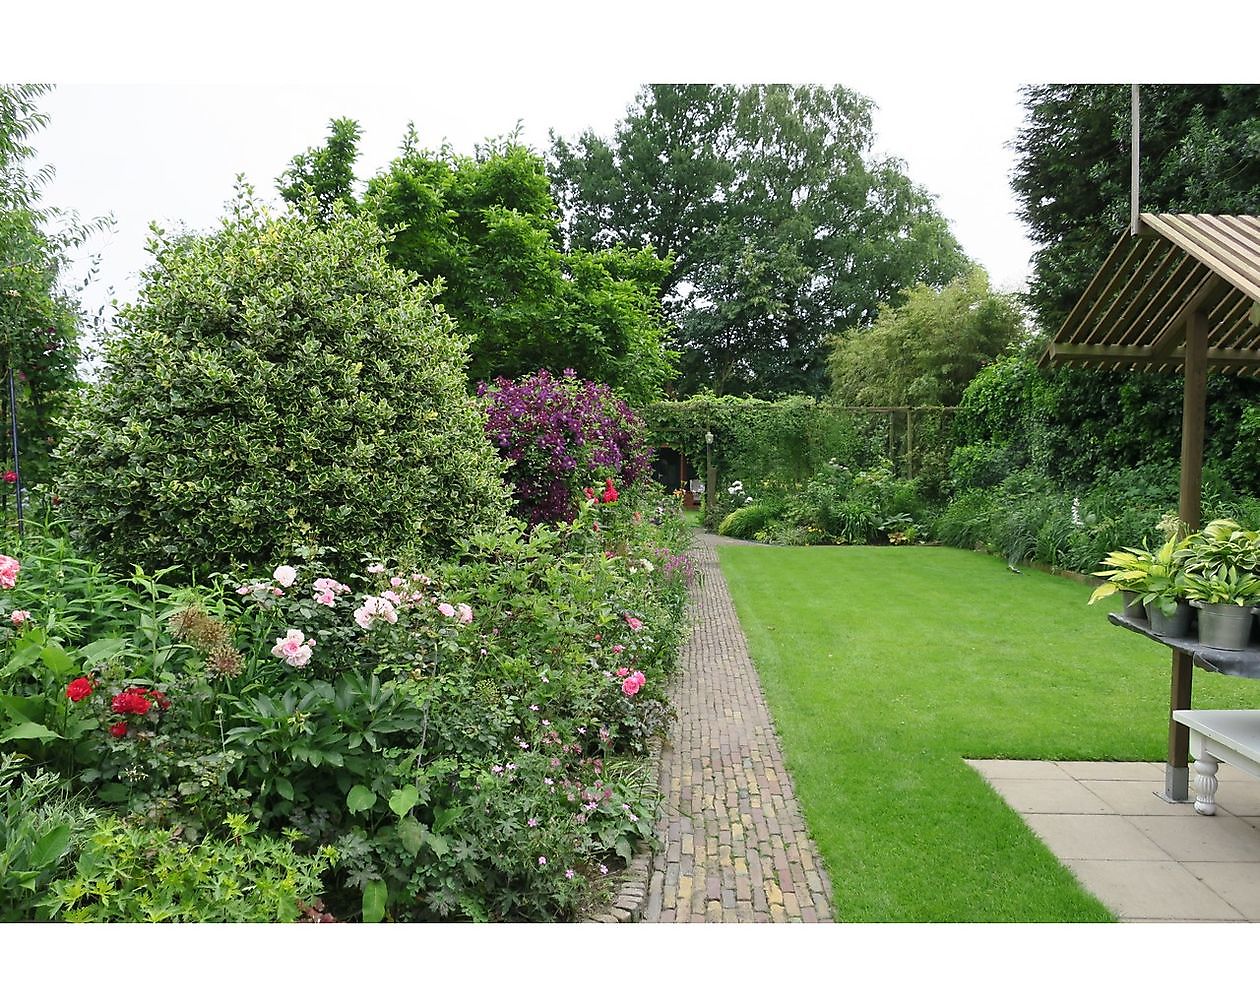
[642,395,960,523]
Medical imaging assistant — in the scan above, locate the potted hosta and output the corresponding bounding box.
[1089,545,1159,620]
[1176,519,1260,649]
[1133,535,1193,636]
[1180,569,1260,650]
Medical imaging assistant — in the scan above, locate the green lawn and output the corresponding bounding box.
[717,543,1260,922]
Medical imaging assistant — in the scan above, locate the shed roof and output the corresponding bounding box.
[1041,213,1260,376]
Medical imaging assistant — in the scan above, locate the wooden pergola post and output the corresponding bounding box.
[1164,309,1209,801]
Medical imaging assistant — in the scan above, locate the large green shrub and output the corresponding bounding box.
[56,191,510,577]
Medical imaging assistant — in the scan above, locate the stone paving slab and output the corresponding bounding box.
[970,759,1260,922]
[641,532,833,923]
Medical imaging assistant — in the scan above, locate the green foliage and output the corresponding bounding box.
[829,267,1028,409]
[717,502,783,540]
[2,484,692,921]
[550,84,968,397]
[1013,84,1260,336]
[277,117,362,225]
[643,394,879,528]
[56,189,511,578]
[0,84,105,486]
[0,756,97,921]
[49,814,332,922]
[783,460,926,545]
[355,131,675,402]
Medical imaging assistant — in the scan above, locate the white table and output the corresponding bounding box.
[1171,709,1260,815]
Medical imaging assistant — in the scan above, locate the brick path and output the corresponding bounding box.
[641,532,834,922]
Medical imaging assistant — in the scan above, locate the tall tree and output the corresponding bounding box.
[829,267,1027,408]
[0,84,101,486]
[1013,84,1260,336]
[281,125,675,402]
[549,84,968,397]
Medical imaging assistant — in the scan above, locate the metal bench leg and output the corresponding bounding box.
[1193,754,1219,816]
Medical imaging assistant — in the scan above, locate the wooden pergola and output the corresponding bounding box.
[1041,212,1260,802]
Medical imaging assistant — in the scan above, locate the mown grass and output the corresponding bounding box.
[717,543,1260,922]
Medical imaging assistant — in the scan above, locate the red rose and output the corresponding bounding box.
[145,689,171,711]
[600,479,618,504]
[1,471,15,484]
[111,688,152,716]
[109,721,128,738]
[65,677,94,702]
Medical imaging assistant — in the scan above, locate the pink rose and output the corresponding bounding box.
[0,555,20,590]
[355,595,398,628]
[314,577,349,595]
[621,677,642,697]
[390,576,404,587]
[10,609,31,626]
[615,666,632,678]
[272,565,298,588]
[456,603,473,624]
[624,615,643,631]
[270,629,313,667]
[611,644,624,654]
[383,589,402,605]
[437,602,456,619]
[314,589,336,607]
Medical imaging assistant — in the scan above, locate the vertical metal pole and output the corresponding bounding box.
[1164,311,1208,802]
[6,369,21,537]
[1130,84,1141,236]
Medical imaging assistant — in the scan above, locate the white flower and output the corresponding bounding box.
[272,564,298,588]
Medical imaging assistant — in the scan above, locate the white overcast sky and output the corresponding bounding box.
[9,1,1260,334]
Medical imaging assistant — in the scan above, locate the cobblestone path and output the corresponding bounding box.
[641,532,834,922]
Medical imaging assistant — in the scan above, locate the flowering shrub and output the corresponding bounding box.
[479,369,653,525]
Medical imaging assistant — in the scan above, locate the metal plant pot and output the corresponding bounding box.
[1192,602,1256,651]
[1147,599,1192,637]
[1121,591,1146,621]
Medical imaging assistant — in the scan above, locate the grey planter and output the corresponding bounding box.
[1147,599,1192,637]
[1121,591,1146,621]
[1192,602,1256,651]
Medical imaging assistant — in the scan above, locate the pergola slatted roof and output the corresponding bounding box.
[1042,213,1260,377]
[1040,210,1260,804]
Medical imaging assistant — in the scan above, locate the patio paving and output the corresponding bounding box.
[969,758,1260,921]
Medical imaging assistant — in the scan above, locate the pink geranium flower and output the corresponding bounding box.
[624,615,643,631]
[0,555,20,590]
[10,609,31,626]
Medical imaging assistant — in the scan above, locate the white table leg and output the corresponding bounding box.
[1193,754,1219,816]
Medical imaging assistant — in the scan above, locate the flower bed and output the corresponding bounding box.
[0,486,693,922]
